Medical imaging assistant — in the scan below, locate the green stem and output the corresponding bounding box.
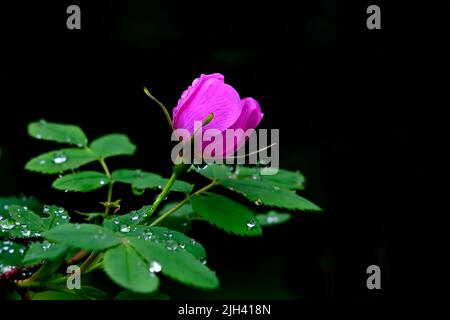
[150,180,218,226]
[99,158,112,178]
[149,171,178,216]
[79,252,102,274]
[143,87,174,132]
[150,197,189,227]
[104,182,114,216]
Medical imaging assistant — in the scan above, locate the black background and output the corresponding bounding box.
[1,0,449,299]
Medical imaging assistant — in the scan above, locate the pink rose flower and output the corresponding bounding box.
[172,73,263,157]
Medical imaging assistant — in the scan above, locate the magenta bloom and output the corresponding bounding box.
[172,73,263,157]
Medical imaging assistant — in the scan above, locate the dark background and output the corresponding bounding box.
[1,0,449,299]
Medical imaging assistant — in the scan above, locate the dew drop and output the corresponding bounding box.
[42,241,51,251]
[142,231,153,241]
[246,219,257,229]
[131,215,140,221]
[165,240,178,251]
[163,231,173,239]
[39,159,46,165]
[267,216,279,224]
[254,199,263,206]
[120,225,131,233]
[273,186,281,191]
[21,229,31,237]
[99,180,106,186]
[43,205,50,213]
[200,257,207,265]
[0,220,15,230]
[179,243,186,249]
[53,153,68,164]
[149,260,162,273]
[251,174,261,181]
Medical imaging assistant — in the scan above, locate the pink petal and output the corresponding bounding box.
[173,73,242,135]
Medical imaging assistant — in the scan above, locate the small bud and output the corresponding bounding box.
[143,86,151,98]
[202,112,214,126]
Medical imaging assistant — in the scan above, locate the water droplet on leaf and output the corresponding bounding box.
[120,225,131,233]
[53,153,68,164]
[246,219,257,229]
[149,260,162,273]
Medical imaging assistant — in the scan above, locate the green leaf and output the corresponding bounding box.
[103,244,159,293]
[1,205,69,239]
[22,241,68,266]
[194,164,232,180]
[123,225,206,260]
[6,205,46,238]
[90,134,136,158]
[25,148,98,174]
[103,205,152,232]
[256,210,291,226]
[128,238,219,290]
[0,196,42,218]
[66,286,108,300]
[190,193,262,236]
[40,286,108,300]
[31,291,82,300]
[44,224,122,250]
[155,202,194,232]
[235,167,305,190]
[112,169,193,193]
[52,171,110,192]
[0,240,26,271]
[41,205,71,230]
[194,164,320,210]
[28,120,88,147]
[150,226,206,260]
[115,290,170,300]
[221,179,321,211]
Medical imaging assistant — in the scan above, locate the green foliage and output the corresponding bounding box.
[31,286,107,300]
[52,171,111,192]
[1,205,69,239]
[28,120,88,147]
[195,164,321,211]
[122,225,206,260]
[104,244,159,293]
[190,193,262,236]
[25,148,98,174]
[1,119,321,300]
[22,242,68,266]
[112,169,193,193]
[44,224,122,250]
[0,240,26,268]
[103,205,153,231]
[128,237,219,290]
[0,196,42,218]
[90,134,136,159]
